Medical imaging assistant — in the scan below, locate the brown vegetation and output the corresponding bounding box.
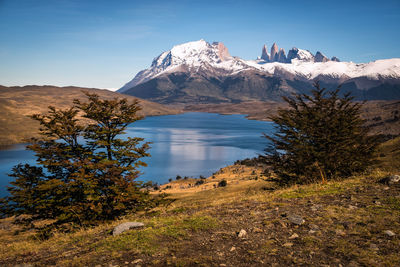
[0,138,399,266]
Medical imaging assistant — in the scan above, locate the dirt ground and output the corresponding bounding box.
[1,161,399,266]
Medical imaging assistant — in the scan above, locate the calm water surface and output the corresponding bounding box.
[0,112,274,196]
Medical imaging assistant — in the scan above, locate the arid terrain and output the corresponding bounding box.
[0,137,399,266]
[0,85,181,146]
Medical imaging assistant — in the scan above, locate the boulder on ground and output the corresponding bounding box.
[287,214,305,225]
[113,222,144,236]
[378,175,400,185]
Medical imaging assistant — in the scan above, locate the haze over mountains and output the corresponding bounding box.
[119,40,400,104]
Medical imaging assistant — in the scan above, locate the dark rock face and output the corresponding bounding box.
[277,48,287,63]
[315,51,329,62]
[286,47,299,63]
[331,56,341,62]
[286,47,300,63]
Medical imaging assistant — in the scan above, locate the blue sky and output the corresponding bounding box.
[0,0,399,90]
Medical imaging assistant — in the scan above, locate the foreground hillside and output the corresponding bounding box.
[0,85,181,146]
[0,137,399,266]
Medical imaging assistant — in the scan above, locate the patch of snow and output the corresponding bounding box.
[119,40,400,92]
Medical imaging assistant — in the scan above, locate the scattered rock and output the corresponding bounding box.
[253,227,263,233]
[279,221,288,228]
[341,222,351,229]
[335,229,346,236]
[348,205,357,210]
[289,233,299,239]
[309,224,319,231]
[283,242,293,247]
[112,222,144,236]
[311,206,318,212]
[310,204,323,211]
[369,243,379,251]
[220,264,227,267]
[384,230,395,237]
[230,246,236,252]
[379,175,400,185]
[238,229,247,238]
[287,214,305,225]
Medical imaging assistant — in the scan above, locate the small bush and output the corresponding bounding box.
[195,180,205,186]
[176,175,182,180]
[218,179,227,187]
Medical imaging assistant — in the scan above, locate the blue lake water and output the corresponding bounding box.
[0,112,274,197]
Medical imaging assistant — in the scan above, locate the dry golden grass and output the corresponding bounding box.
[0,85,181,146]
[0,137,399,266]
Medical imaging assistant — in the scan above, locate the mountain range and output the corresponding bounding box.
[119,40,400,104]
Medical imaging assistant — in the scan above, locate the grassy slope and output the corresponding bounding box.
[0,138,399,266]
[0,85,181,146]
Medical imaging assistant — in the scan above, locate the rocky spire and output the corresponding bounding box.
[261,44,270,61]
[331,56,340,62]
[277,48,287,63]
[315,51,329,62]
[270,43,279,62]
[213,42,232,61]
[286,47,298,63]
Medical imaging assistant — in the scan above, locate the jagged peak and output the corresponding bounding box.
[261,44,270,61]
[119,39,400,92]
[315,51,329,62]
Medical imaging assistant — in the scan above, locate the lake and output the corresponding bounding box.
[0,112,274,197]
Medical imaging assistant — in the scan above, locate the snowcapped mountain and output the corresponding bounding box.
[119,40,400,103]
[120,40,249,92]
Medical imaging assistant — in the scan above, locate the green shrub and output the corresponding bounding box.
[218,179,227,187]
[264,83,377,185]
[0,92,160,227]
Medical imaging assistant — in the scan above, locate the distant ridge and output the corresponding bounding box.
[119,40,400,104]
[0,85,180,145]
